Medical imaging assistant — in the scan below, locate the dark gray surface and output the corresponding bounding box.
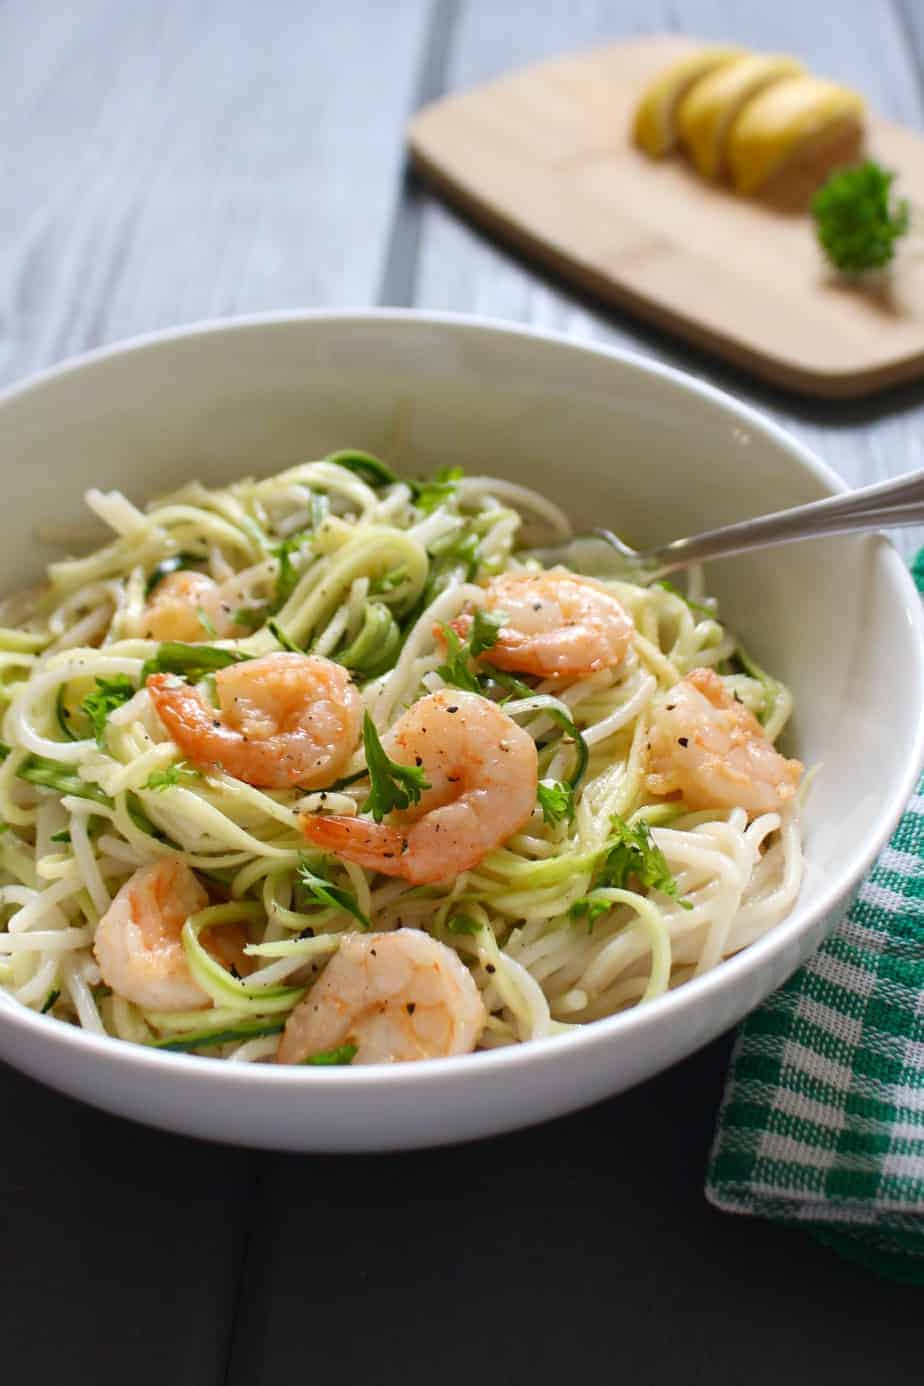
[0,1062,251,1384]
[3,2,923,1379]
[226,1034,924,1386]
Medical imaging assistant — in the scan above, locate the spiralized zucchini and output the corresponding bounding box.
[0,452,802,1059]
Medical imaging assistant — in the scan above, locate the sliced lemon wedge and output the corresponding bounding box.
[633,47,742,158]
[678,54,805,179]
[726,75,866,195]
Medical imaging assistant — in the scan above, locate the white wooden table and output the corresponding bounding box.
[3,4,923,1379]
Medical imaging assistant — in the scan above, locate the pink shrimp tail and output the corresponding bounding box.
[686,666,734,709]
[146,673,224,765]
[300,814,411,879]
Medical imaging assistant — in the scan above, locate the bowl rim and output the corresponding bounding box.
[2,306,923,1097]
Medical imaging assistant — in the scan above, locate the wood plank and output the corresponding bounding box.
[0,0,433,383]
[410,0,924,555]
[0,5,435,1384]
[410,34,924,397]
[896,0,924,79]
[0,1061,250,1386]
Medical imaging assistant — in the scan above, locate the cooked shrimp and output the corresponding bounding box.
[147,651,362,789]
[141,570,243,642]
[302,688,537,884]
[448,570,634,678]
[645,667,802,816]
[277,927,486,1064]
[93,857,251,1011]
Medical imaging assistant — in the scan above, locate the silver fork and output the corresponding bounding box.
[525,468,924,581]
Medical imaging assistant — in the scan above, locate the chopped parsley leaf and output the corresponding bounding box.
[296,856,370,929]
[537,779,574,827]
[80,676,136,746]
[435,624,481,693]
[568,895,613,930]
[597,816,690,908]
[413,466,464,514]
[435,608,506,693]
[361,711,430,822]
[143,762,199,792]
[469,606,506,658]
[444,914,482,935]
[301,1042,359,1066]
[140,642,248,683]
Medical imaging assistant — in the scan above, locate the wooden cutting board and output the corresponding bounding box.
[408,35,924,399]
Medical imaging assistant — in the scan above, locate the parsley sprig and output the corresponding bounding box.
[435,608,506,692]
[81,676,136,746]
[469,607,507,658]
[435,629,476,692]
[296,856,371,929]
[536,779,574,827]
[570,815,690,927]
[600,816,689,901]
[361,712,430,822]
[812,161,910,274]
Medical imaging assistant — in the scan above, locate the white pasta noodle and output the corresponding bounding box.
[0,451,803,1063]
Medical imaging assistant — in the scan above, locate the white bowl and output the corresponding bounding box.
[1,311,922,1151]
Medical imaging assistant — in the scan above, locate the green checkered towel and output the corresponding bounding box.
[706,552,924,1286]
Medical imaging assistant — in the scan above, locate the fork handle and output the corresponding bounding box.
[626,469,924,576]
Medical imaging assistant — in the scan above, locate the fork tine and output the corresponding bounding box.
[519,533,644,579]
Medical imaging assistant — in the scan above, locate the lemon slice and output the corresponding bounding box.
[678,54,805,179]
[726,75,865,195]
[633,47,743,158]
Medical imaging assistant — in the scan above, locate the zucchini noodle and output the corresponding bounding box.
[0,452,803,1062]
